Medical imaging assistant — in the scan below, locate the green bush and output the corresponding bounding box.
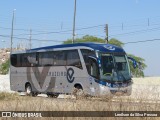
[0,59,9,75]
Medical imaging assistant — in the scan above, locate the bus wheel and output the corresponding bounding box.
[47,94,59,98]
[73,85,85,99]
[25,84,37,97]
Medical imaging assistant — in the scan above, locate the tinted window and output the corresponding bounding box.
[27,53,37,66]
[66,50,82,69]
[11,53,37,67]
[21,54,31,67]
[11,54,23,67]
[39,52,53,66]
[54,51,66,66]
[16,54,21,67]
[11,54,17,67]
[11,50,82,67]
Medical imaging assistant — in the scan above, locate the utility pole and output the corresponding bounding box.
[61,22,63,30]
[29,29,32,49]
[10,9,16,82]
[122,23,124,30]
[148,18,150,26]
[72,0,77,44]
[10,9,16,54]
[104,24,108,44]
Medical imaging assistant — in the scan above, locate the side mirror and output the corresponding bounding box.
[127,56,137,69]
[137,62,143,70]
[88,56,102,68]
[88,56,97,62]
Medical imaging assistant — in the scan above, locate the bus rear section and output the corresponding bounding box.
[10,48,92,97]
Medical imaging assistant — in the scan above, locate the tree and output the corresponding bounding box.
[63,35,147,77]
[108,38,124,48]
[63,35,105,44]
[127,54,147,77]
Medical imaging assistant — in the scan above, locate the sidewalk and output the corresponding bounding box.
[0,75,11,92]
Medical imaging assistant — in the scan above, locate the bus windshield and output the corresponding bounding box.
[100,53,131,82]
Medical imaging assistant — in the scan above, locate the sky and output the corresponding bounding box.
[0,0,160,76]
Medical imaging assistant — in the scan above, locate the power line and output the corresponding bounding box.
[12,24,160,37]
[14,24,160,38]
[109,26,160,37]
[1,21,160,38]
[1,33,160,45]
[0,34,63,42]
[0,24,105,36]
[124,39,160,44]
[0,26,30,32]
[17,24,105,36]
[14,37,63,42]
[1,20,160,43]
[1,14,160,34]
[14,32,73,36]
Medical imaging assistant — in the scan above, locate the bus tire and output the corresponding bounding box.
[125,89,132,96]
[73,85,85,99]
[25,83,38,97]
[47,93,59,98]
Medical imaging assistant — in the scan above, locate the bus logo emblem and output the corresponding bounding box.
[67,68,75,83]
[104,45,115,51]
[27,67,56,92]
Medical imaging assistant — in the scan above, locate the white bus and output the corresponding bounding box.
[10,43,137,98]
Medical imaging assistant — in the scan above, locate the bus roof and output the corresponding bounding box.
[27,42,125,53]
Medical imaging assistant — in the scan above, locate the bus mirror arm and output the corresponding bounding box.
[137,62,143,70]
[88,56,97,61]
[127,56,137,69]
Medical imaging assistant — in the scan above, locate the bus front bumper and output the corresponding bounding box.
[99,85,132,96]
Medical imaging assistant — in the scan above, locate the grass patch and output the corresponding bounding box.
[0,92,19,100]
[0,95,160,119]
[0,91,159,119]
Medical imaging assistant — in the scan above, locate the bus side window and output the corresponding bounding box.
[39,52,53,66]
[11,54,17,67]
[28,53,37,66]
[54,51,66,66]
[66,50,82,69]
[11,53,37,67]
[21,54,31,67]
[11,54,22,67]
[16,54,21,67]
